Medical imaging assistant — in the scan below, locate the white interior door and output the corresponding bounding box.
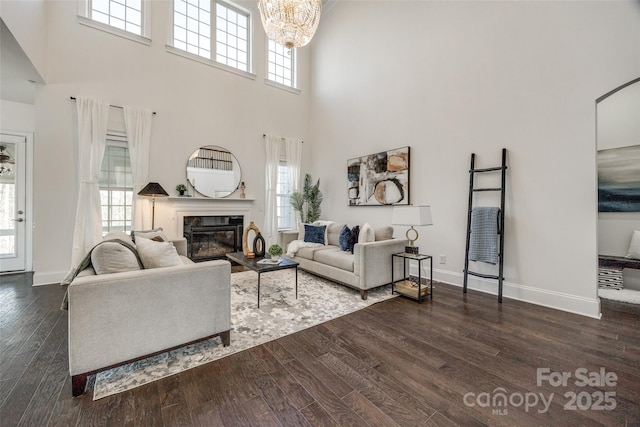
[0,133,27,272]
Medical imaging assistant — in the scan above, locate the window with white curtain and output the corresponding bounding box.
[172,0,251,73]
[267,40,296,88]
[99,136,133,235]
[277,160,292,230]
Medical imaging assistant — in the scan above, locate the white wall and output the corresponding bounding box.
[0,100,35,131]
[310,1,640,317]
[20,0,311,284]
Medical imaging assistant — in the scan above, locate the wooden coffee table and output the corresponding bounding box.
[226,252,299,308]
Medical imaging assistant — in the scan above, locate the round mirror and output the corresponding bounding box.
[186,145,242,198]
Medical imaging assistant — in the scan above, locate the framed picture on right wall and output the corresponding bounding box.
[347,146,410,206]
[597,144,640,212]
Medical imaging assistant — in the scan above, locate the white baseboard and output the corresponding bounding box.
[33,270,67,286]
[427,268,601,319]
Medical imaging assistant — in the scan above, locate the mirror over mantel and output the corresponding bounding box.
[186,145,242,198]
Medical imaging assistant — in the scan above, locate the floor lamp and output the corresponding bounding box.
[137,182,169,229]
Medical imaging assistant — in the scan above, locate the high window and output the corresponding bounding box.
[99,139,133,235]
[277,161,292,230]
[267,40,296,88]
[173,0,250,73]
[87,0,144,36]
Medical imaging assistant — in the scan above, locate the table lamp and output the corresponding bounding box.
[137,182,169,229]
[392,205,433,254]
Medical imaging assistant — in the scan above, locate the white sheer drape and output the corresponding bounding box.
[71,97,109,266]
[264,135,282,246]
[285,138,302,232]
[124,106,153,230]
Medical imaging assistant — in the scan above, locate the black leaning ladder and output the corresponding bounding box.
[463,148,507,303]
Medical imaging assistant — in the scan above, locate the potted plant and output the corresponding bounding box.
[175,184,188,196]
[290,173,323,223]
[268,244,283,261]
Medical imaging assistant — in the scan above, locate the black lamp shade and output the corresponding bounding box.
[137,182,169,197]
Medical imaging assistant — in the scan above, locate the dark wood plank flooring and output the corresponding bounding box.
[1,272,639,426]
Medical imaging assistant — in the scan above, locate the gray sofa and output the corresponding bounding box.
[66,236,231,397]
[280,222,408,299]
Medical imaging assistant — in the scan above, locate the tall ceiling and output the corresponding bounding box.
[0,1,337,106]
[0,18,44,105]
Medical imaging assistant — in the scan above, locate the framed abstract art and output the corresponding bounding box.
[347,146,410,206]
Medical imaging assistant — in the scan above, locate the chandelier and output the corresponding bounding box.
[258,0,322,49]
[0,145,14,176]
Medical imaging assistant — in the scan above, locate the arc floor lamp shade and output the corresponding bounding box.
[137,182,169,229]
[392,205,433,254]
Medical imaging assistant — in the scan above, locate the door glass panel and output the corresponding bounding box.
[0,142,16,257]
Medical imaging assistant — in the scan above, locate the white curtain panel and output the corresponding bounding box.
[264,135,282,246]
[71,97,109,266]
[285,138,302,232]
[124,106,153,230]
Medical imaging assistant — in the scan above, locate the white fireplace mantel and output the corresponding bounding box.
[161,197,255,239]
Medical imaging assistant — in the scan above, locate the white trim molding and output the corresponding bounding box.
[427,268,601,319]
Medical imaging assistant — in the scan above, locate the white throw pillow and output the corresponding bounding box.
[297,223,308,241]
[626,230,640,260]
[135,236,183,269]
[358,222,375,243]
[132,228,169,243]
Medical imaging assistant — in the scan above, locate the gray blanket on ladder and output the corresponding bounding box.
[468,207,501,265]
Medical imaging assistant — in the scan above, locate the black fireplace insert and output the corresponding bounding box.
[183,215,243,262]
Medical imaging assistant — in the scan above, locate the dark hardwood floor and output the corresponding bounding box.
[1,272,639,426]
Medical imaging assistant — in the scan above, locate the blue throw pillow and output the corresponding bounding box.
[338,225,351,251]
[304,224,326,245]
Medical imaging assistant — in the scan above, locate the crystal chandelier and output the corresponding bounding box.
[0,145,14,176]
[258,0,322,49]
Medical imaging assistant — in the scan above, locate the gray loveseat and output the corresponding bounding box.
[65,234,231,397]
[281,222,407,299]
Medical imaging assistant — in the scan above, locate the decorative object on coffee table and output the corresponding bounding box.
[268,244,283,262]
[226,251,298,308]
[243,221,260,258]
[253,232,265,257]
[392,205,433,254]
[137,182,169,229]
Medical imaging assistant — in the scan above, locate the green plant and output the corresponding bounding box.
[290,173,323,224]
[175,184,188,192]
[268,244,283,257]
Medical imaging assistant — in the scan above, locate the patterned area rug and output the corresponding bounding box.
[93,269,395,400]
[599,288,640,304]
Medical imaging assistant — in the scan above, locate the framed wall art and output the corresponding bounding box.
[347,146,410,206]
[598,144,640,212]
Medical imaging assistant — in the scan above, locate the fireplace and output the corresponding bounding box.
[183,215,243,262]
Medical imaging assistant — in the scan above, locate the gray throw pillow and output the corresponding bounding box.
[104,230,133,245]
[91,241,142,275]
[374,226,394,241]
[135,236,183,269]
